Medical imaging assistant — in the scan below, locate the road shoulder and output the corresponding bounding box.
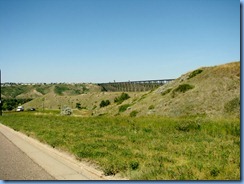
[0,123,123,180]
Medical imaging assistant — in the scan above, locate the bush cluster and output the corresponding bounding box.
[174,84,194,93]
[114,93,130,104]
[76,103,86,110]
[130,110,138,117]
[188,69,203,79]
[100,100,111,108]
[2,86,30,98]
[2,98,32,111]
[119,104,130,112]
[60,106,72,115]
[54,85,69,95]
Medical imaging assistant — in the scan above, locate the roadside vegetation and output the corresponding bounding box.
[0,113,240,180]
[2,98,32,111]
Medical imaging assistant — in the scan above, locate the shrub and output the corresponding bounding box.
[175,119,201,132]
[103,161,127,176]
[76,103,81,109]
[60,106,72,115]
[119,104,130,112]
[72,89,81,95]
[224,97,240,114]
[173,84,194,93]
[82,85,89,93]
[130,110,138,117]
[148,105,155,110]
[130,161,139,170]
[210,167,220,177]
[114,93,130,104]
[100,100,111,108]
[188,69,203,79]
[161,88,172,96]
[54,85,69,95]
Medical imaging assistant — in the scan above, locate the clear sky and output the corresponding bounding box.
[0,0,240,83]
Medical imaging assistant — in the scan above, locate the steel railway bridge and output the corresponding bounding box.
[97,79,174,92]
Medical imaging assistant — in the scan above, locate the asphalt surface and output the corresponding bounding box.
[0,132,54,180]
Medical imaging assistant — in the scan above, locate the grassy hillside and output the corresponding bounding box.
[121,61,240,118]
[2,61,240,118]
[2,83,101,99]
[1,83,102,111]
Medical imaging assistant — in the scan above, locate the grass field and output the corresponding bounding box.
[0,112,240,180]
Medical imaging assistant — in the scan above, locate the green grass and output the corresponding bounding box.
[0,113,240,180]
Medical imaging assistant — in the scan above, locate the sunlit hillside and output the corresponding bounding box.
[2,61,240,118]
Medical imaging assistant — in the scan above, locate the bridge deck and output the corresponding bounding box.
[97,79,174,92]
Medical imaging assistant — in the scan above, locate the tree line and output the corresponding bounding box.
[1,98,32,111]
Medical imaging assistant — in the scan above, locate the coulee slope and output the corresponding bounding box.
[3,61,240,118]
[125,61,240,118]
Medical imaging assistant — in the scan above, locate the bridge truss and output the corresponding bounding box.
[97,79,174,92]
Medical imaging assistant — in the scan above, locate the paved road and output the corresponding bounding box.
[0,132,54,180]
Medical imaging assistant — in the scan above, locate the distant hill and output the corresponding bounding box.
[2,61,240,118]
[2,83,101,99]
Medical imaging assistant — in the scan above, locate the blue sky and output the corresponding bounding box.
[0,0,240,83]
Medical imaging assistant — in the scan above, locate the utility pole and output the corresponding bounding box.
[0,70,2,116]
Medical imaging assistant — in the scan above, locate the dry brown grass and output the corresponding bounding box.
[129,61,240,118]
